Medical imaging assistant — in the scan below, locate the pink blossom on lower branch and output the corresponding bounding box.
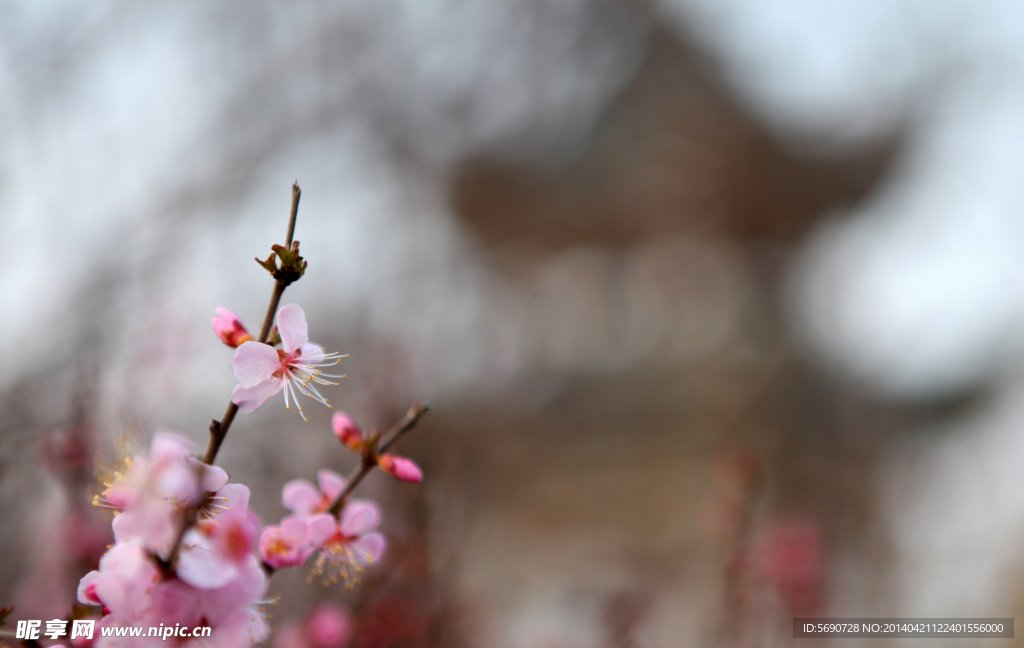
[259,516,310,569]
[230,304,345,420]
[305,501,386,588]
[281,470,346,519]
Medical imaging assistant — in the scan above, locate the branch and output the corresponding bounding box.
[203,183,301,466]
[328,401,430,517]
[285,181,301,247]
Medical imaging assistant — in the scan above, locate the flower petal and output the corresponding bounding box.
[231,341,281,388]
[348,532,386,565]
[150,432,194,460]
[77,571,102,605]
[306,514,338,547]
[276,304,309,354]
[189,458,229,492]
[280,515,309,543]
[176,530,236,589]
[200,556,266,625]
[340,499,381,536]
[231,378,284,414]
[282,479,320,516]
[317,469,346,502]
[298,342,325,364]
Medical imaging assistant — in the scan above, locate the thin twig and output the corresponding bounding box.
[286,181,301,247]
[156,458,208,576]
[328,402,430,516]
[379,401,430,453]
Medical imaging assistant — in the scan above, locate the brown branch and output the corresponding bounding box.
[328,401,430,517]
[202,183,301,466]
[286,181,301,247]
[155,460,207,577]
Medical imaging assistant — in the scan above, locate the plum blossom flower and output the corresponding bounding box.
[258,516,310,569]
[212,308,253,348]
[176,484,260,589]
[77,541,161,621]
[305,501,386,588]
[282,470,346,519]
[94,433,201,556]
[230,304,345,420]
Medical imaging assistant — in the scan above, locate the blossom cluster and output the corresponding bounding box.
[257,412,422,587]
[80,433,269,647]
[72,303,425,648]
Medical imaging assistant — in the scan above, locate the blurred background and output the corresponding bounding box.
[3,1,1024,646]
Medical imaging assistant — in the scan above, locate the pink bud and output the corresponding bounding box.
[377,454,423,483]
[212,308,253,347]
[304,603,353,648]
[331,412,364,452]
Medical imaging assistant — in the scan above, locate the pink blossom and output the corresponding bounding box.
[282,469,346,519]
[189,457,230,495]
[304,603,353,648]
[192,556,270,647]
[96,433,201,556]
[230,304,344,420]
[258,516,310,569]
[754,516,824,615]
[176,484,260,589]
[212,308,254,348]
[376,454,423,483]
[78,541,269,648]
[331,413,363,452]
[305,500,386,588]
[77,541,160,620]
[273,603,353,648]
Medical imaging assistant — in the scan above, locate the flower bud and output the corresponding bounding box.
[377,454,423,483]
[212,308,253,347]
[331,412,364,452]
